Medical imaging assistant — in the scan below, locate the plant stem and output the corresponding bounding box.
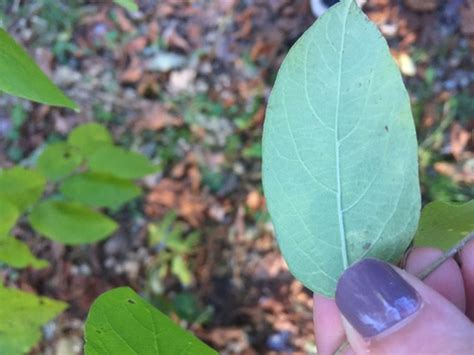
[333,339,349,354]
[331,231,474,355]
[417,231,474,280]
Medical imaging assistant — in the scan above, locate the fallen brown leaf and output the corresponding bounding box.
[246,190,263,211]
[461,1,474,36]
[206,328,252,351]
[404,0,439,12]
[179,190,206,227]
[137,74,160,97]
[120,56,143,83]
[434,159,474,184]
[147,179,179,208]
[134,104,183,132]
[146,173,208,227]
[147,21,160,43]
[115,8,134,32]
[450,123,471,160]
[188,165,202,192]
[163,27,191,52]
[124,36,147,55]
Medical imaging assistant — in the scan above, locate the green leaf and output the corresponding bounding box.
[0,286,67,355]
[242,142,262,159]
[37,142,83,181]
[0,236,48,269]
[68,123,113,158]
[261,0,421,296]
[0,28,78,110]
[60,172,141,209]
[0,167,46,212]
[89,145,156,179]
[414,200,474,251]
[29,200,118,245]
[113,0,138,12]
[0,199,19,236]
[84,287,217,355]
[171,255,193,286]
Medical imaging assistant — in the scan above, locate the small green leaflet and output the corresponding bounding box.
[0,236,48,269]
[0,200,19,236]
[29,200,118,245]
[414,200,474,251]
[0,28,78,110]
[0,167,46,212]
[89,145,157,179]
[37,142,83,181]
[68,123,113,158]
[84,287,217,355]
[262,0,420,296]
[60,172,141,209]
[171,255,193,286]
[0,286,67,355]
[113,0,138,12]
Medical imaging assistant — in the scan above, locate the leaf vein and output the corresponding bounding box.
[303,46,335,132]
[282,79,337,194]
[334,0,352,269]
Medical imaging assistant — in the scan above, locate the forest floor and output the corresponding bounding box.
[0,0,473,354]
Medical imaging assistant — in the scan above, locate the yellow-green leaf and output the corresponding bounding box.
[0,286,67,355]
[0,199,19,236]
[0,236,48,269]
[29,200,118,245]
[0,28,78,110]
[68,123,113,158]
[113,0,138,12]
[89,145,156,179]
[37,143,83,181]
[60,172,141,209]
[171,255,193,286]
[414,200,474,251]
[0,167,46,212]
[84,287,217,355]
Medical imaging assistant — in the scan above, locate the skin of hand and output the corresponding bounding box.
[313,240,474,355]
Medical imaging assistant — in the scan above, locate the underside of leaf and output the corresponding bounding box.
[262,0,420,296]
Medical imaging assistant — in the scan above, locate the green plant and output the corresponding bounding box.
[0,286,67,355]
[263,0,420,296]
[0,122,155,248]
[261,0,473,298]
[148,212,201,289]
[0,122,156,352]
[113,0,138,12]
[414,200,474,251]
[0,23,218,354]
[0,26,79,353]
[0,28,77,109]
[84,287,216,355]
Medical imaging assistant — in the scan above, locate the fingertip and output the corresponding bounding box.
[313,293,345,355]
[405,247,466,312]
[336,260,474,354]
[460,239,474,320]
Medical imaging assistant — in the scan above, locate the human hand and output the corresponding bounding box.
[313,241,474,354]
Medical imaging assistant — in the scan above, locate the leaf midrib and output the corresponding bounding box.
[335,0,352,270]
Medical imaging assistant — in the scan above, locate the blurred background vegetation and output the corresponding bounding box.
[0,0,472,353]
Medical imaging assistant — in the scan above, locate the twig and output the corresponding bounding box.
[417,231,474,280]
[332,231,474,354]
[333,339,349,354]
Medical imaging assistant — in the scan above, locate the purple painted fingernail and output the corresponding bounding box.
[335,258,421,338]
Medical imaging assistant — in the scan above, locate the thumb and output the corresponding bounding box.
[335,258,474,355]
